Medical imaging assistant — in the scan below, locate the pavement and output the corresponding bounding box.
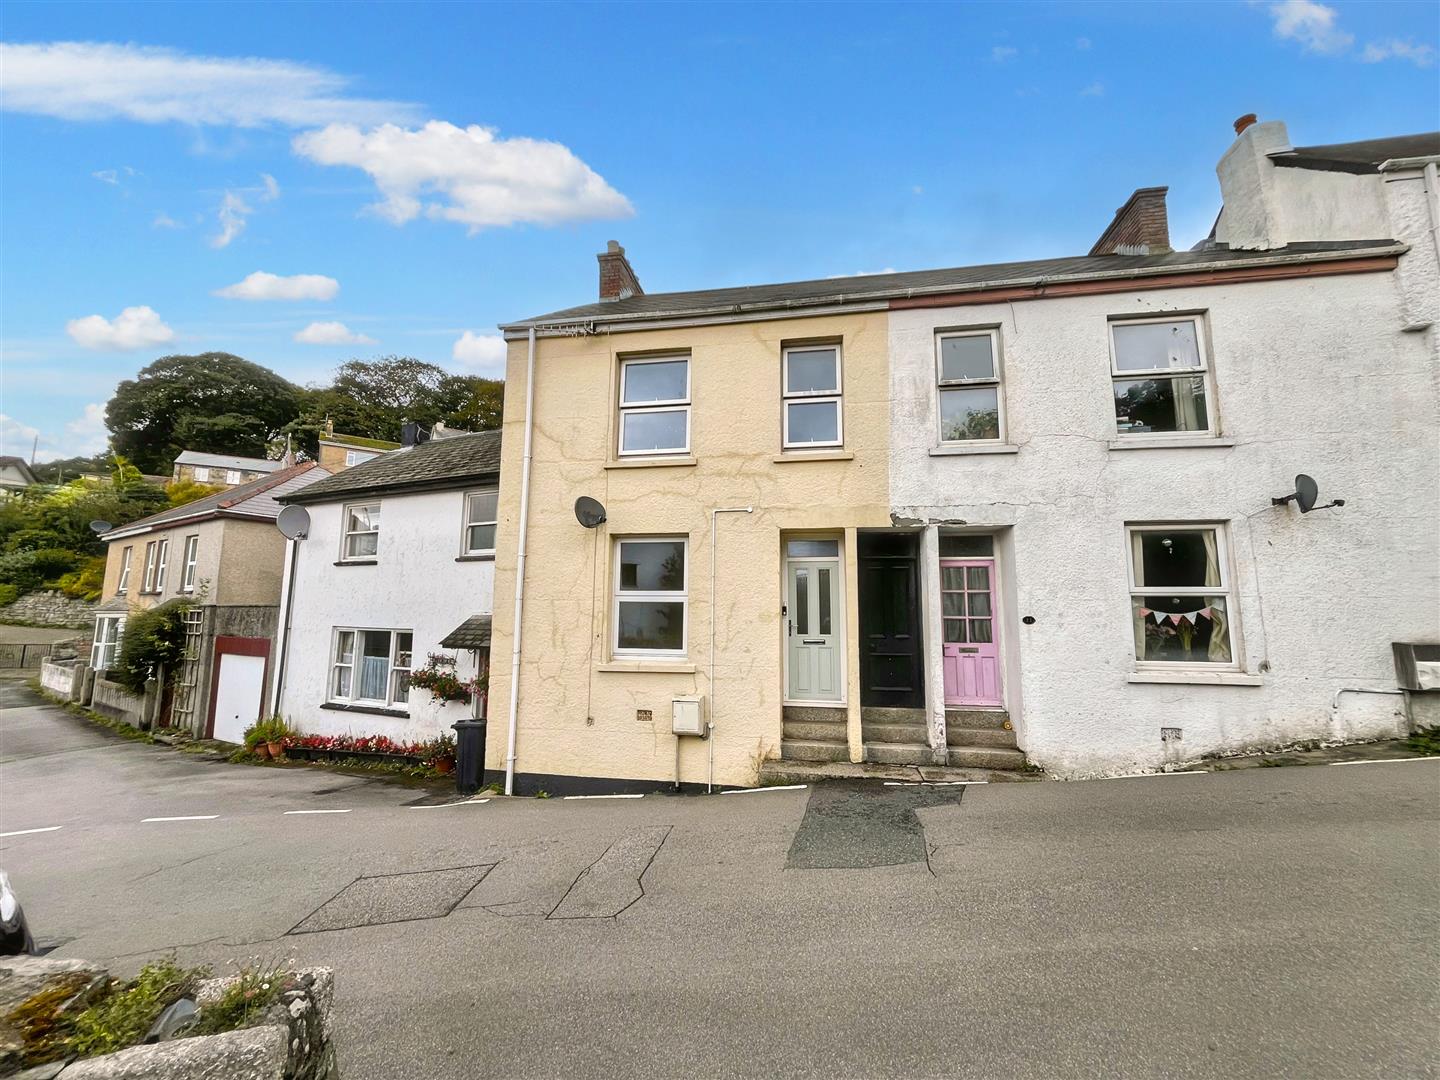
[2,680,1438,1079]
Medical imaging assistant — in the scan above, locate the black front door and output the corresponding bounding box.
[858,532,924,709]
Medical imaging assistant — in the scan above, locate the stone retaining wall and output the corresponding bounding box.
[0,590,96,630]
[39,660,88,701]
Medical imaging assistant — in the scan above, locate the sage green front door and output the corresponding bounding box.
[786,558,843,702]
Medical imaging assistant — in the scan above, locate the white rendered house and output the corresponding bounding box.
[272,430,500,744]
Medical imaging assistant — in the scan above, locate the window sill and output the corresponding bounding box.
[1109,437,1235,451]
[929,444,1020,457]
[333,559,378,566]
[1128,670,1263,687]
[773,450,854,463]
[455,554,495,562]
[605,456,697,470]
[320,701,410,718]
[597,661,698,674]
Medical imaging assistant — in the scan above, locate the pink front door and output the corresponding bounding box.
[941,558,1003,707]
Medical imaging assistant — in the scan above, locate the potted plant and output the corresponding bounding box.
[243,720,270,759]
[428,734,457,775]
[265,716,290,760]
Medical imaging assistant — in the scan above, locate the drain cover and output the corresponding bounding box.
[289,864,493,934]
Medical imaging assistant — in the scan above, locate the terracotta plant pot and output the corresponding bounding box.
[252,743,271,760]
[267,741,286,759]
[434,758,455,775]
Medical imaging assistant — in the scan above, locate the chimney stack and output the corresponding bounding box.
[1233,113,1258,136]
[597,240,644,301]
[1088,186,1172,256]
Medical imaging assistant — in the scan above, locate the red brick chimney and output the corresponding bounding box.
[597,240,644,301]
[1088,187,1172,256]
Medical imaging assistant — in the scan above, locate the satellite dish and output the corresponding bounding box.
[574,496,607,529]
[1293,474,1319,513]
[276,505,311,540]
[88,520,112,535]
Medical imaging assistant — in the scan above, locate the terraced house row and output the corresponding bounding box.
[87,117,1440,791]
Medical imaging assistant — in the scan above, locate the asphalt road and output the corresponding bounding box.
[2,681,1437,1079]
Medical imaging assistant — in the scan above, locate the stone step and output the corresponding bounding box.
[946,745,1028,770]
[946,727,1018,749]
[782,705,847,724]
[756,758,1041,786]
[863,742,935,767]
[860,722,930,745]
[781,720,848,743]
[781,739,850,763]
[944,709,1011,730]
[861,706,927,726]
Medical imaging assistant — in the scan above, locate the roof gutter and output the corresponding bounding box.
[498,244,1406,339]
[100,507,281,542]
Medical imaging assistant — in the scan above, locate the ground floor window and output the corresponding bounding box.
[613,538,687,656]
[92,615,124,670]
[330,628,413,706]
[1126,524,1234,664]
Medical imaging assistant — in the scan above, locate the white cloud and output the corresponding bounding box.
[1081,81,1105,96]
[92,168,119,184]
[152,212,182,229]
[991,45,1018,62]
[911,184,924,195]
[452,331,507,372]
[1361,39,1437,67]
[1268,0,1353,55]
[0,42,418,128]
[215,271,340,301]
[210,173,280,248]
[292,120,634,232]
[294,321,375,345]
[64,403,109,455]
[0,414,44,461]
[828,268,899,279]
[1076,36,1092,50]
[66,306,175,351]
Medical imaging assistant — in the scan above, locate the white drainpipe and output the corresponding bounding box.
[504,327,538,796]
[709,506,753,792]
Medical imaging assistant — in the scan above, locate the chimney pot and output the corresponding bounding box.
[1233,113,1258,136]
[607,240,622,253]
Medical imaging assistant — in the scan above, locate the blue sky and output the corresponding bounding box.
[2,0,1436,462]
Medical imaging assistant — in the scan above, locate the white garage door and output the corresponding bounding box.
[213,652,266,744]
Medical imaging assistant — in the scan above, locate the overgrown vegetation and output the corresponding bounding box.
[188,965,289,1037]
[111,598,192,693]
[1407,725,1440,756]
[63,958,202,1060]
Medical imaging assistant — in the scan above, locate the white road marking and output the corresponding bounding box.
[142,815,219,822]
[0,825,62,837]
[1098,771,1206,781]
[563,793,645,800]
[1330,757,1439,766]
[408,798,491,810]
[883,780,988,787]
[721,784,809,795]
[282,809,353,815]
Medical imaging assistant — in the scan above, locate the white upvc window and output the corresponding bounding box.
[1125,523,1236,667]
[116,546,133,595]
[92,615,124,670]
[141,541,159,593]
[225,469,242,484]
[463,489,498,555]
[153,538,169,593]
[618,355,690,456]
[329,628,413,707]
[936,328,1004,444]
[781,344,843,449]
[345,450,377,467]
[341,502,380,560]
[192,466,210,482]
[180,535,199,593]
[613,537,688,657]
[1109,315,1216,439]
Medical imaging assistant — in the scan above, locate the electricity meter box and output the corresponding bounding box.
[672,696,707,737]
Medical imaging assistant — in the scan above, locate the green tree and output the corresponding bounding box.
[106,353,301,474]
[444,375,504,432]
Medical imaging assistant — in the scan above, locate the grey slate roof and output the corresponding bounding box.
[174,450,283,473]
[503,240,1402,329]
[1274,132,1440,174]
[104,462,326,541]
[440,615,492,649]
[280,429,502,505]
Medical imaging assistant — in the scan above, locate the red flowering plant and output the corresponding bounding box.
[408,652,487,704]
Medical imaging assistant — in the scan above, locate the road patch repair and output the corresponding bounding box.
[288,864,495,935]
[785,781,967,870]
[547,826,671,920]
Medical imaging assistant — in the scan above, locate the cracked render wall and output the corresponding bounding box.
[888,269,1439,777]
[488,312,891,789]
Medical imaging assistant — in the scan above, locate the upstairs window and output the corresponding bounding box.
[1126,524,1235,665]
[346,450,377,467]
[154,538,169,593]
[463,490,498,555]
[1110,317,1214,438]
[180,535,199,593]
[613,538,688,656]
[192,466,210,482]
[781,344,843,449]
[342,503,380,560]
[330,628,413,707]
[937,329,1004,443]
[116,546,133,595]
[225,469,242,484]
[619,356,690,456]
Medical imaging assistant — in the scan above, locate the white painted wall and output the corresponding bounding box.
[888,270,1439,777]
[276,488,494,743]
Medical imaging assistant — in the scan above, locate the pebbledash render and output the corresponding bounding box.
[480,117,1437,790]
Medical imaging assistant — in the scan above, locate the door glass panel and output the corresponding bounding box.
[817,567,831,635]
[969,619,993,643]
[944,618,967,643]
[968,591,992,617]
[941,565,966,590]
[966,566,990,591]
[787,539,839,557]
[942,592,965,617]
[794,569,809,634]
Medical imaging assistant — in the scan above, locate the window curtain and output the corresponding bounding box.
[1171,376,1202,431]
[1131,532,1148,660]
[358,656,388,699]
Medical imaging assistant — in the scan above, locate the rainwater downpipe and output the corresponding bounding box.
[708,506,753,793]
[504,326,537,796]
